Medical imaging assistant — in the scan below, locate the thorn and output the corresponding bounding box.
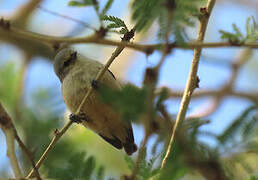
[91,79,99,89]
[0,17,10,29]
[122,29,135,41]
[200,7,209,17]
[195,76,200,88]
[54,129,59,135]
[53,43,60,52]
[96,27,107,38]
[144,68,158,85]
[145,48,154,56]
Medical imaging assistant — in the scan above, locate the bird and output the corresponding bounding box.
[53,48,137,155]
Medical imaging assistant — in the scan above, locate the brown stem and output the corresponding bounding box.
[0,20,257,56]
[161,0,217,169]
[0,103,23,178]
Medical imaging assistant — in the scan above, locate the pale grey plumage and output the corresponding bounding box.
[53,48,137,155]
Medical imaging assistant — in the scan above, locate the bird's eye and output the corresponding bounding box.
[63,51,77,67]
[70,52,77,60]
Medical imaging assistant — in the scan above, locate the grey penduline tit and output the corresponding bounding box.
[54,48,137,155]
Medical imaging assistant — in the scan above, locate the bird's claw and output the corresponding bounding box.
[69,113,82,123]
[69,113,89,123]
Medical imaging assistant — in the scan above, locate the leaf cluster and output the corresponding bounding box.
[0,62,21,110]
[219,16,258,44]
[124,152,160,180]
[131,0,204,42]
[98,83,147,122]
[218,105,258,145]
[68,0,130,34]
[101,15,128,34]
[48,151,105,180]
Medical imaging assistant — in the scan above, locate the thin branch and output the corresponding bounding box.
[5,130,23,178]
[37,6,95,31]
[14,133,41,180]
[228,48,253,88]
[131,6,174,179]
[13,0,43,25]
[0,103,23,178]
[161,0,217,169]
[26,120,73,178]
[0,20,257,56]
[130,133,150,179]
[0,102,41,180]
[157,88,258,103]
[26,29,135,178]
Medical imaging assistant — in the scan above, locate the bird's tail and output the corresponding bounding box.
[123,125,137,155]
[123,141,138,155]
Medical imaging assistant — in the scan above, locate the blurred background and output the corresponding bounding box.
[0,0,257,179]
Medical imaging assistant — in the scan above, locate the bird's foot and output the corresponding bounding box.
[91,79,99,89]
[69,113,89,123]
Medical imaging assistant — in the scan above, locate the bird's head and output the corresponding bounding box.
[54,48,78,82]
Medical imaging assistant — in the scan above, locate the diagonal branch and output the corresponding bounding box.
[161,0,217,169]
[0,102,41,180]
[0,103,22,178]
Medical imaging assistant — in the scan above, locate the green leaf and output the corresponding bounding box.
[124,155,135,171]
[102,15,128,31]
[242,116,258,139]
[101,0,114,16]
[99,83,147,122]
[0,62,20,109]
[232,24,244,38]
[218,105,258,144]
[131,0,203,42]
[219,30,242,44]
[155,87,169,109]
[220,16,258,43]
[107,23,123,29]
[82,156,96,179]
[245,176,258,180]
[119,28,127,34]
[245,16,258,42]
[96,166,105,180]
[68,0,94,7]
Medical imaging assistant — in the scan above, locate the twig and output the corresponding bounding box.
[26,120,73,178]
[161,0,216,169]
[177,132,228,180]
[130,133,150,179]
[0,20,257,56]
[0,102,42,180]
[131,5,174,179]
[5,130,22,178]
[14,133,41,180]
[26,29,135,178]
[228,48,253,88]
[156,87,258,103]
[13,0,43,25]
[37,6,95,30]
[0,103,23,178]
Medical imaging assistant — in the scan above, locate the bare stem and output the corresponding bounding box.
[5,129,23,178]
[26,120,73,178]
[161,0,216,169]
[0,103,23,178]
[0,21,257,56]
